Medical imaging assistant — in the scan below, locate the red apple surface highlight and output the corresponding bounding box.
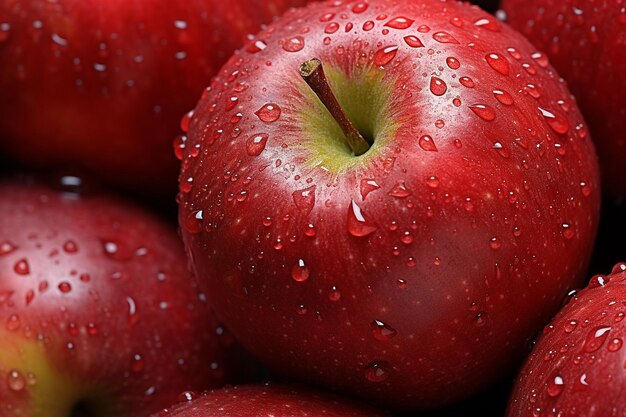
[507,264,626,417]
[0,0,309,196]
[178,0,600,410]
[501,0,626,197]
[154,384,387,417]
[0,177,244,417]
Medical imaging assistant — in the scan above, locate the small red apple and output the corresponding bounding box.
[0,176,245,417]
[507,264,626,417]
[178,0,600,411]
[0,0,309,196]
[154,384,387,417]
[501,0,626,197]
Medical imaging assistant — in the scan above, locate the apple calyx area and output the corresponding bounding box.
[299,58,371,156]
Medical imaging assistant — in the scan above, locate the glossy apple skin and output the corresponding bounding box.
[501,0,626,197]
[0,177,245,417]
[507,265,626,417]
[0,0,309,197]
[178,0,600,410]
[154,384,386,417]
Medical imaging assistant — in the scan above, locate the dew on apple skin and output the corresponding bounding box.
[446,57,460,69]
[474,17,501,32]
[583,326,611,353]
[494,89,514,105]
[305,223,317,237]
[425,176,440,188]
[13,258,30,275]
[62,240,79,254]
[363,21,375,31]
[291,259,310,282]
[432,31,459,44]
[246,133,269,156]
[608,338,623,352]
[292,185,316,212]
[364,361,390,382]
[546,374,564,397]
[0,241,16,256]
[325,22,339,34]
[538,107,570,135]
[417,135,438,152]
[184,210,203,234]
[131,353,145,373]
[58,281,71,293]
[371,320,397,341]
[283,36,305,52]
[352,2,368,13]
[485,53,510,75]
[611,262,626,275]
[347,200,377,237]
[6,314,20,331]
[389,181,411,198]
[328,286,341,301]
[473,312,488,327]
[255,103,281,123]
[225,96,239,111]
[360,179,381,200]
[561,223,575,240]
[429,77,447,96]
[403,35,424,48]
[489,237,502,250]
[385,16,414,30]
[374,45,398,66]
[247,39,267,53]
[459,76,474,88]
[469,104,496,121]
[177,391,198,403]
[180,110,194,133]
[6,370,25,392]
[564,320,578,334]
[173,135,187,160]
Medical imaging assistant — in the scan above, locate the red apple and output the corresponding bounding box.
[178,0,600,411]
[507,264,626,417]
[500,0,626,197]
[154,384,387,417]
[0,176,245,417]
[0,0,309,197]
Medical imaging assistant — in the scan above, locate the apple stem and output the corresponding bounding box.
[299,58,371,156]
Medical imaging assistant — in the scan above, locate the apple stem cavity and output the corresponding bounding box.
[299,58,371,156]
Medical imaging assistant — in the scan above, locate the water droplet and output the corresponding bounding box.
[246,133,269,156]
[6,314,20,331]
[292,185,316,212]
[102,240,133,261]
[611,262,626,275]
[459,76,474,88]
[283,36,305,52]
[403,35,424,48]
[385,16,414,29]
[325,22,339,34]
[363,20,375,31]
[364,361,390,382]
[425,176,440,188]
[547,374,564,397]
[127,296,138,325]
[58,282,72,293]
[609,338,623,352]
[432,31,459,44]
[184,210,203,234]
[469,104,496,121]
[418,135,438,152]
[531,51,549,68]
[6,370,25,391]
[291,259,310,282]
[446,57,460,69]
[493,89,514,105]
[347,200,377,237]
[489,237,501,250]
[473,312,488,327]
[360,179,381,200]
[328,286,341,301]
[538,107,569,134]
[389,181,411,198]
[247,39,267,53]
[0,241,17,256]
[562,223,575,240]
[14,259,30,275]
[255,103,281,123]
[371,320,397,341]
[131,353,145,373]
[374,45,398,66]
[305,224,317,237]
[180,110,193,133]
[474,18,501,31]
[485,53,510,75]
[430,77,447,96]
[583,326,611,352]
[352,2,368,13]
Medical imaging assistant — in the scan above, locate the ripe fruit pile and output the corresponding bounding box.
[0,0,623,416]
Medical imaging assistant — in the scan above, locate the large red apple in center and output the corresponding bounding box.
[178,0,600,411]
